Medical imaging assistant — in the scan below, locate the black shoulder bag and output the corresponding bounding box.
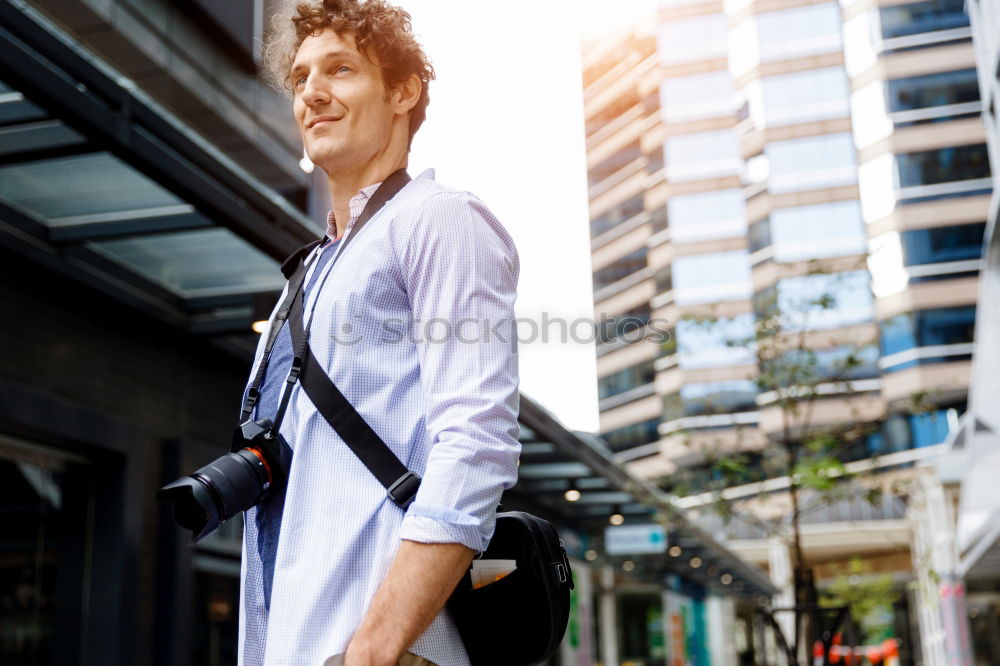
[262,171,573,665]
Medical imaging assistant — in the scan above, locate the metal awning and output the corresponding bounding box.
[0,0,318,356]
[513,394,777,597]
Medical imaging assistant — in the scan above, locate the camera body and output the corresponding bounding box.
[157,418,288,542]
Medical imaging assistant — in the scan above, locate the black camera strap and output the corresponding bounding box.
[238,168,420,507]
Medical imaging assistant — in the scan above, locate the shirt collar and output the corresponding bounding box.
[325,180,383,242]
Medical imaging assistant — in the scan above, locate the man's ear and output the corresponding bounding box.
[391,73,422,116]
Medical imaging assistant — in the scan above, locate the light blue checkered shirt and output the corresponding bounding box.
[238,169,521,666]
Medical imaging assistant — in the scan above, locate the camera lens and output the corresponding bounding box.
[158,446,277,542]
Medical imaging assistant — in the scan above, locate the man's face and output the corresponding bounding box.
[291,29,396,173]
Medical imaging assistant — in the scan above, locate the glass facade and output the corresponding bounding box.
[746,67,850,129]
[602,419,661,451]
[729,3,843,76]
[676,314,756,370]
[765,133,858,193]
[763,271,874,331]
[887,68,980,114]
[664,129,741,182]
[667,189,746,243]
[880,306,977,355]
[594,247,648,291]
[599,360,656,399]
[658,14,728,65]
[900,223,985,266]
[897,143,991,189]
[764,200,868,262]
[779,344,880,381]
[664,379,759,420]
[879,0,969,40]
[598,305,652,344]
[589,141,642,188]
[661,70,734,123]
[672,250,752,305]
[591,195,644,238]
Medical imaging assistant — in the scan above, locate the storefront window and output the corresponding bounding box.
[0,443,93,666]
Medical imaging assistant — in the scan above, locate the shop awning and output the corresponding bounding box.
[0,0,318,357]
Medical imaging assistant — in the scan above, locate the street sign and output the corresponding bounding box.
[605,523,667,555]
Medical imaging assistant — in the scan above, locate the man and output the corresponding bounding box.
[242,1,521,664]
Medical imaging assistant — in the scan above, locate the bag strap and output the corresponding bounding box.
[239,168,410,428]
[288,305,421,508]
[263,168,421,508]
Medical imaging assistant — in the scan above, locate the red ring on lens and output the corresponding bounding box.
[246,446,273,484]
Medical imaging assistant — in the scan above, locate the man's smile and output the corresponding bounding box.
[307,115,343,129]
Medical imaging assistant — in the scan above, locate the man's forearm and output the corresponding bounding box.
[345,540,475,666]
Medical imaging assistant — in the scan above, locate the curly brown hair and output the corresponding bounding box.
[263,0,435,147]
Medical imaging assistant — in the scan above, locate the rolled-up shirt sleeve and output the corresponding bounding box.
[393,190,521,553]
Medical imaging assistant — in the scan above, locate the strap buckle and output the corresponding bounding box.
[387,471,421,508]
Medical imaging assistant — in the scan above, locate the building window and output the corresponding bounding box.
[658,14,728,65]
[765,200,867,262]
[664,379,759,420]
[766,132,857,193]
[672,250,752,305]
[591,195,644,238]
[760,271,874,331]
[900,223,985,266]
[676,314,756,369]
[897,143,991,189]
[594,248,648,291]
[667,189,746,243]
[880,305,976,355]
[665,128,741,182]
[660,70,735,123]
[879,0,969,40]
[746,67,850,129]
[729,3,843,76]
[589,141,642,188]
[779,344,880,382]
[598,305,651,344]
[602,419,661,451]
[887,68,980,114]
[598,360,656,400]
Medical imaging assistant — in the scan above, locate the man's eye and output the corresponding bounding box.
[294,76,307,87]
[336,65,352,74]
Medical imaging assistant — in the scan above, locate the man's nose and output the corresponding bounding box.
[301,74,330,107]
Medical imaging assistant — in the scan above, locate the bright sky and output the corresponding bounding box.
[403,1,660,432]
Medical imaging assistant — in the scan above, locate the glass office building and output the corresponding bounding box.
[583,0,991,663]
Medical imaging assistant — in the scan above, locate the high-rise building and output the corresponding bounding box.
[584,0,990,662]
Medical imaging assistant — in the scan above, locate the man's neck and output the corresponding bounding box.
[326,154,408,237]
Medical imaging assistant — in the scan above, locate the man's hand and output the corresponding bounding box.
[344,540,475,666]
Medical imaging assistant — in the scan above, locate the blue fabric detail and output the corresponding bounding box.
[254,239,338,610]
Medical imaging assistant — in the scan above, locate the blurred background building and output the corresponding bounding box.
[583,0,993,663]
[0,0,779,665]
